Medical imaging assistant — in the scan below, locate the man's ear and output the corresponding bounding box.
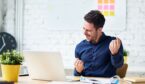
[98,28,103,32]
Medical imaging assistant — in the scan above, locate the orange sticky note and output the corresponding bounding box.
[110,0,115,4]
[98,0,103,4]
[104,0,109,4]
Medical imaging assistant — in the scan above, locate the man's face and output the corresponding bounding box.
[83,21,102,43]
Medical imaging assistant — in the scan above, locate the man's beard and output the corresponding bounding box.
[90,39,97,44]
[88,37,98,44]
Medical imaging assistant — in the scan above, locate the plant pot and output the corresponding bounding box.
[1,64,20,82]
[124,56,127,64]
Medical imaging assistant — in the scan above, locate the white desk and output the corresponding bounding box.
[1,76,130,84]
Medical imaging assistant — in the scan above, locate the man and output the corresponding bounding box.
[74,10,124,77]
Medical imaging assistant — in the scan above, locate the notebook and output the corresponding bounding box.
[23,51,66,81]
[124,77,145,83]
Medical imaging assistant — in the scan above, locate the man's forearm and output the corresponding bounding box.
[74,68,82,76]
[111,52,124,68]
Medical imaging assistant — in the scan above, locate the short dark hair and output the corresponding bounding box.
[84,10,105,29]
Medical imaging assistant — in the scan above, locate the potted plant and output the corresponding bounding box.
[0,50,24,82]
[123,49,128,64]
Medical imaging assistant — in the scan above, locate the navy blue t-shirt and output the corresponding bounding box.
[74,33,124,77]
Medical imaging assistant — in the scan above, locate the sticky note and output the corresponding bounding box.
[110,0,115,4]
[103,5,109,10]
[110,11,115,16]
[103,11,109,16]
[110,5,114,10]
[98,5,103,10]
[104,0,109,4]
[98,0,103,4]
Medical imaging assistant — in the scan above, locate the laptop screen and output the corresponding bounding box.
[23,51,66,81]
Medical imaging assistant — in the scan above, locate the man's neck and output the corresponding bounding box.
[93,32,103,44]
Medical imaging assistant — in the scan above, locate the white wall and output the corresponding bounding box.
[22,0,145,69]
[0,0,3,30]
[122,0,145,67]
[0,0,15,35]
[23,0,85,68]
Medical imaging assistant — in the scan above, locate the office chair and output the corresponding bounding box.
[116,63,128,78]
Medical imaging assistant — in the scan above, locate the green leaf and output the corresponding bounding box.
[123,49,128,56]
[0,49,24,65]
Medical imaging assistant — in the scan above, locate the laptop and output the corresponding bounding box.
[23,51,66,81]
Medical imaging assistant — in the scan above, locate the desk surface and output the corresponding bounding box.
[0,76,131,84]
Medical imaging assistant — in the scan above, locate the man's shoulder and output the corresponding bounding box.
[106,35,116,40]
[76,39,88,47]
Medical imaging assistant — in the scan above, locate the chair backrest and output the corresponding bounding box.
[116,63,128,78]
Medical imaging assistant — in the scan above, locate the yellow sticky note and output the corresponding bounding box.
[103,11,109,16]
[110,11,115,16]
